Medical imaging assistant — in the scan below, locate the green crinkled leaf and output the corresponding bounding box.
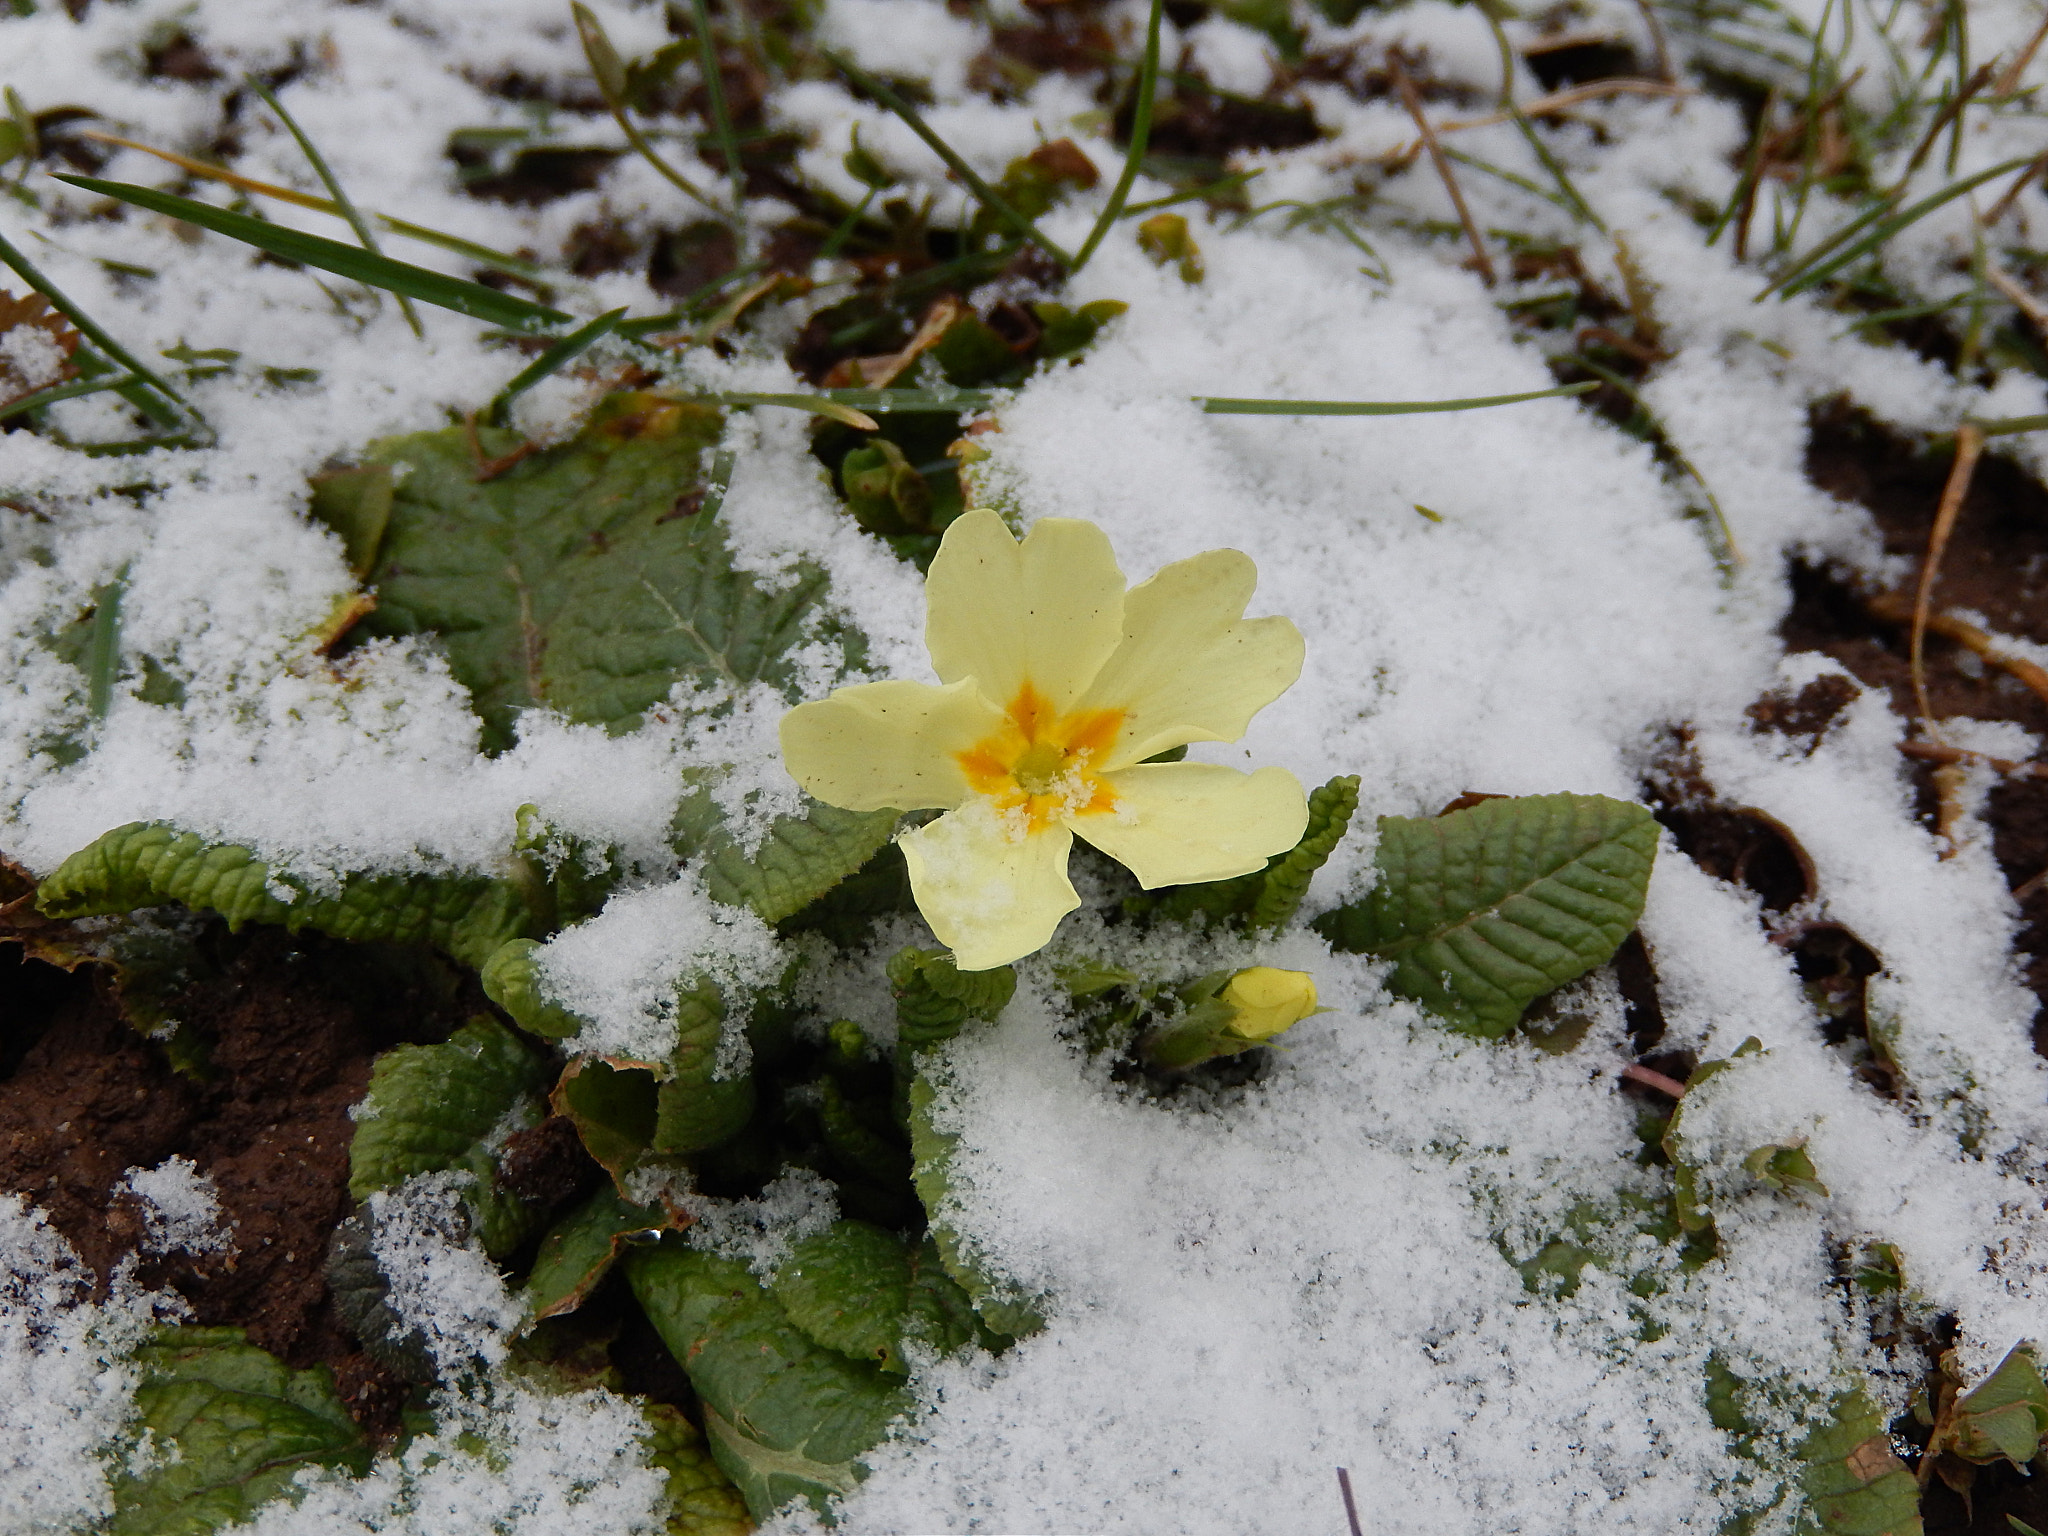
[1793,1388,1923,1536]
[889,946,1016,1049]
[1138,774,1360,931]
[348,1016,552,1258]
[109,1326,371,1536]
[908,1071,1044,1339]
[1943,1346,2048,1468]
[625,1245,910,1522]
[671,778,898,925]
[771,1220,989,1375]
[552,1056,659,1182]
[36,822,533,971]
[524,1185,674,1322]
[481,937,586,1039]
[351,391,859,753]
[640,1401,753,1536]
[653,978,755,1155]
[1312,791,1659,1038]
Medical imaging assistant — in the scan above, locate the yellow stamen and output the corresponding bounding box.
[955,681,1124,835]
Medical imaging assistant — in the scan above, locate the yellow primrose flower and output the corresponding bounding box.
[779,510,1307,970]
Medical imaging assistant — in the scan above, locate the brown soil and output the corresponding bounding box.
[0,922,474,1433]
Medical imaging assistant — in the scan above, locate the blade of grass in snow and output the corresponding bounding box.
[486,308,627,426]
[1441,146,1579,216]
[1774,154,2037,297]
[1477,2,1605,231]
[52,175,570,330]
[1122,169,1263,218]
[1570,355,1740,573]
[83,132,561,282]
[1835,291,1971,335]
[85,563,128,721]
[0,371,145,423]
[572,2,722,218]
[698,448,737,520]
[1705,86,1778,248]
[822,49,1075,268]
[244,77,423,339]
[715,391,882,430]
[685,0,746,211]
[0,225,187,426]
[1071,0,1164,272]
[1198,383,1598,415]
[817,188,877,261]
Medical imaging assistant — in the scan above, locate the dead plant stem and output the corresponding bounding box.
[1392,58,1494,286]
[1909,423,1983,730]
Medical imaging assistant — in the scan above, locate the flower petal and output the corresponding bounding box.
[1074,763,1307,888]
[1075,549,1304,769]
[900,800,1080,970]
[779,678,1004,813]
[924,511,1127,715]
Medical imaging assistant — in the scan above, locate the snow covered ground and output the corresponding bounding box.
[5,0,2048,1530]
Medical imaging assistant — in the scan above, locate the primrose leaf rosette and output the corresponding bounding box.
[780,511,1308,969]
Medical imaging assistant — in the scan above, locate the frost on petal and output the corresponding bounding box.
[1075,763,1307,888]
[1076,549,1305,769]
[780,677,1002,813]
[899,799,1080,970]
[923,512,1126,716]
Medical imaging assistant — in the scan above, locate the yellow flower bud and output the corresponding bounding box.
[1219,967,1319,1041]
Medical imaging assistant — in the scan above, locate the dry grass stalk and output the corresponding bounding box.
[1391,57,1494,286]
[1909,424,1985,730]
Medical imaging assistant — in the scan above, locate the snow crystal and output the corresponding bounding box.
[365,1175,524,1375]
[114,1158,230,1258]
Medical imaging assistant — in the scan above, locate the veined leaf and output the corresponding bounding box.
[1931,1345,2048,1470]
[524,1185,675,1322]
[35,821,534,970]
[1313,792,1658,1038]
[348,1015,552,1258]
[108,1327,370,1536]
[653,979,754,1155]
[670,779,898,925]
[771,1220,990,1375]
[625,1244,910,1521]
[482,937,587,1039]
[1793,1388,1922,1536]
[348,392,860,753]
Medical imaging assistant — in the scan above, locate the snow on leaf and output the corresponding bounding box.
[1314,792,1658,1038]
[349,391,858,753]
[907,1070,1044,1340]
[35,823,534,971]
[1793,1388,1922,1536]
[108,1326,371,1536]
[670,778,898,925]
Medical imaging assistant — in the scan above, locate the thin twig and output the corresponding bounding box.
[1392,58,1493,285]
[1909,423,1984,729]
[1336,1468,1364,1536]
[1432,78,1690,136]
[1866,586,2048,713]
[1621,1062,1689,1098]
[1898,739,2048,777]
[1894,62,1996,195]
[1993,6,2048,95]
[1633,0,1676,83]
[1984,150,2048,225]
[1987,262,2048,334]
[686,0,747,211]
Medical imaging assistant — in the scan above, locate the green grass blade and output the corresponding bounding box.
[51,174,570,329]
[1479,3,1605,231]
[715,391,881,430]
[375,216,557,283]
[1197,382,1597,415]
[1776,154,2035,297]
[817,187,876,262]
[86,562,129,721]
[1442,146,1577,214]
[485,307,627,426]
[810,386,997,413]
[572,1,721,216]
[822,49,1075,268]
[1072,0,1164,271]
[1569,356,1739,574]
[246,76,423,338]
[699,447,737,520]
[0,370,144,423]
[1122,170,1261,217]
[0,226,187,424]
[686,0,746,210]
[1970,412,2048,437]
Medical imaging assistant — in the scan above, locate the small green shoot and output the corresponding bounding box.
[0,370,144,424]
[1198,382,1598,415]
[485,307,627,426]
[822,49,1075,267]
[1071,0,1164,271]
[1477,0,1606,231]
[572,1,722,217]
[715,391,881,430]
[51,175,569,330]
[1773,153,2037,298]
[244,76,424,338]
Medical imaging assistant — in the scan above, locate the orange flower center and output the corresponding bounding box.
[955,681,1123,835]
